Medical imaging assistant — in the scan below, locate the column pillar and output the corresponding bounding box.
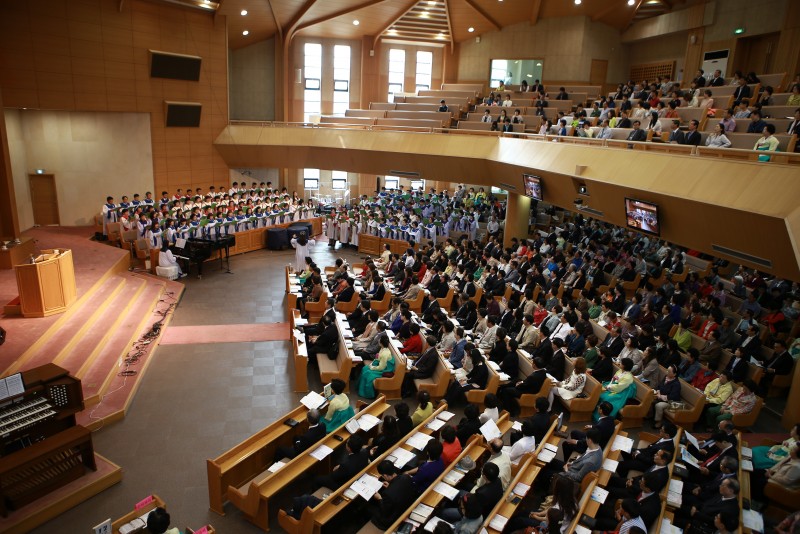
[0,87,21,239]
[503,192,530,249]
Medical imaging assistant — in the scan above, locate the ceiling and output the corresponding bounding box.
[174,0,687,50]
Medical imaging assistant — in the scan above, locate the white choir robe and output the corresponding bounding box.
[102,203,118,235]
[290,237,316,271]
[338,221,350,244]
[325,220,337,241]
[165,227,177,245]
[350,222,361,247]
[407,227,422,244]
[137,221,148,238]
[146,229,163,250]
[120,217,133,232]
[159,249,183,275]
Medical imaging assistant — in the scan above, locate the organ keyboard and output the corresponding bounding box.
[0,364,94,516]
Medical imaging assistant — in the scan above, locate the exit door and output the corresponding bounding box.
[28,174,60,226]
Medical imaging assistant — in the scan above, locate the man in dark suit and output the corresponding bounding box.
[304,298,336,336]
[733,78,751,104]
[674,477,740,530]
[617,110,632,128]
[369,460,417,529]
[681,456,738,508]
[546,338,567,381]
[689,434,738,484]
[693,69,706,87]
[683,119,702,145]
[314,434,368,490]
[760,339,794,394]
[617,422,677,476]
[347,299,371,336]
[275,409,325,461]
[561,401,615,458]
[601,326,625,357]
[709,69,725,87]
[626,120,647,143]
[402,336,439,397]
[473,462,504,517]
[667,120,685,144]
[421,292,440,324]
[607,447,673,499]
[498,357,547,417]
[370,277,386,302]
[594,471,664,530]
[307,315,339,363]
[336,278,356,303]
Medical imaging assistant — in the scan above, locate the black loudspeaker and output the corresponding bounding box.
[149,50,202,81]
[0,326,6,346]
[165,102,202,127]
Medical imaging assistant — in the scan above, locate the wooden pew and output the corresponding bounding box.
[514,350,553,418]
[206,404,311,515]
[112,494,167,534]
[385,110,452,126]
[414,353,453,401]
[466,362,500,408]
[663,378,706,426]
[372,339,407,400]
[441,83,483,95]
[319,116,374,126]
[345,109,386,119]
[374,118,442,131]
[566,473,600,532]
[317,312,356,389]
[290,309,309,392]
[482,455,541,533]
[368,102,396,110]
[227,396,390,531]
[437,287,455,311]
[280,404,454,534]
[619,376,655,429]
[558,357,602,422]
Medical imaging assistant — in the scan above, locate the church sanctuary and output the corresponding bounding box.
[2,0,800,532]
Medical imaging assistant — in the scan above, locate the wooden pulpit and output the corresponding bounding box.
[14,249,77,317]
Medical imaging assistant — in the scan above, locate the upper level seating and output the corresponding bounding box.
[385,110,452,126]
[440,83,483,95]
[417,89,478,104]
[345,109,386,119]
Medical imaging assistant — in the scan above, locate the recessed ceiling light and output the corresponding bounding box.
[627,0,635,4]
[388,29,398,35]
[241,9,247,15]
[574,0,582,4]
[420,12,429,18]
[646,0,659,3]
[468,27,474,32]
[353,19,359,25]
[428,0,436,5]
[242,30,249,36]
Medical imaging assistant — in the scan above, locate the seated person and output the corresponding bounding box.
[406,440,444,494]
[367,460,416,530]
[146,507,179,534]
[313,434,368,491]
[704,379,758,430]
[322,378,355,432]
[440,424,462,465]
[595,357,636,419]
[673,477,740,531]
[652,364,682,429]
[158,246,186,278]
[411,390,433,426]
[617,422,677,477]
[357,335,395,399]
[274,409,325,461]
[751,444,800,503]
[751,422,799,470]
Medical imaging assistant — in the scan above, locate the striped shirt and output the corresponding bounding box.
[619,516,647,533]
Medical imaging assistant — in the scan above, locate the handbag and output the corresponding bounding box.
[381,371,395,378]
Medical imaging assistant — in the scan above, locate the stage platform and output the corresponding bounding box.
[0,226,184,428]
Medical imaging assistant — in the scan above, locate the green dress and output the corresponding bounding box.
[357,348,395,399]
[322,394,355,432]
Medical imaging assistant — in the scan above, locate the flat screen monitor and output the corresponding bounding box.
[522,174,542,201]
[625,198,660,236]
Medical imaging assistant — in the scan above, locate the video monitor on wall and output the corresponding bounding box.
[523,174,542,201]
[625,198,660,236]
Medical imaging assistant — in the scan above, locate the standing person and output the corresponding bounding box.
[290,232,316,272]
[102,196,118,237]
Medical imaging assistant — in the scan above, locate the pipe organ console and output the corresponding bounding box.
[0,364,94,516]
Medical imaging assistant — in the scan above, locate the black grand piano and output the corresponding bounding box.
[172,234,235,278]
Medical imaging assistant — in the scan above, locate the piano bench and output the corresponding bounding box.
[156,265,180,280]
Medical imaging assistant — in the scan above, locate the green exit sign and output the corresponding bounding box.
[734,27,745,35]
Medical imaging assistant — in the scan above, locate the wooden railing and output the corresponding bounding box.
[228,120,800,166]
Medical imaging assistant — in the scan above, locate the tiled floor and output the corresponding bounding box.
[31,240,788,533]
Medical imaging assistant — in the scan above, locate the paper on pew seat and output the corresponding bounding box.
[407,432,435,450]
[358,413,382,432]
[310,444,334,461]
[488,514,508,532]
[574,526,591,534]
[391,340,404,349]
[537,448,557,463]
[660,518,683,534]
[602,458,619,471]
[498,372,511,381]
[295,318,308,326]
[742,446,752,458]
[410,503,434,524]
[591,486,609,503]
[390,447,416,469]
[743,510,764,532]
[512,421,522,431]
[444,469,465,485]
[437,411,456,421]
[350,354,363,362]
[425,517,453,533]
[346,419,361,434]
[513,482,531,496]
[611,435,634,452]
[300,391,326,410]
[433,481,460,500]
[444,360,454,369]
[350,473,383,501]
[742,459,753,471]
[268,461,285,473]
[669,479,684,493]
[427,418,446,431]
[292,329,304,341]
[480,419,502,441]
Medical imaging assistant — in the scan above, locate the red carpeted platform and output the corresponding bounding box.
[159,322,290,345]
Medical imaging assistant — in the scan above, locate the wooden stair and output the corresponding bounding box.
[2,271,183,430]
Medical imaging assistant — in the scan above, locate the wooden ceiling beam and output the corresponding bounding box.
[623,0,645,30]
[267,0,283,41]
[444,0,454,51]
[530,0,542,26]
[285,0,319,38]
[295,0,391,33]
[591,1,623,22]
[463,0,501,31]
[373,0,421,49]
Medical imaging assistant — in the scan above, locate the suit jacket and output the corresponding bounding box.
[618,118,632,128]
[337,286,355,303]
[602,334,624,357]
[331,450,369,487]
[547,349,566,381]
[422,300,441,323]
[519,369,547,394]
[710,76,725,87]
[631,438,675,467]
[371,474,417,529]
[595,415,616,449]
[733,85,751,101]
[516,325,537,349]
[564,447,603,483]
[474,478,504,517]
[691,495,739,526]
[499,350,519,378]
[627,129,647,142]
[684,130,701,146]
[766,350,794,375]
[371,283,386,302]
[725,356,748,383]
[668,129,685,144]
[293,424,326,455]
[529,412,551,444]
[591,357,614,383]
[499,310,514,330]
[411,348,439,379]
[639,492,662,528]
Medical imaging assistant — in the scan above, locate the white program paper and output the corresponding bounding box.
[391,447,417,469]
[513,482,531,496]
[512,421,523,432]
[591,486,609,504]
[300,391,326,410]
[574,526,591,534]
[426,418,446,431]
[743,509,764,532]
[310,444,334,461]
[437,411,456,421]
[358,413,382,432]
[433,481,460,500]
[684,430,700,450]
[488,514,508,532]
[406,432,435,451]
[602,458,619,472]
[268,461,285,473]
[611,435,634,453]
[480,419,502,441]
[350,473,383,501]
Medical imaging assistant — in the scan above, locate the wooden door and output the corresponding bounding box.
[733,33,780,76]
[590,59,608,89]
[28,174,60,226]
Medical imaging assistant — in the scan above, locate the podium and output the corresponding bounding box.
[14,249,77,318]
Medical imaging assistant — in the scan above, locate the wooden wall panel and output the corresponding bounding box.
[0,0,229,195]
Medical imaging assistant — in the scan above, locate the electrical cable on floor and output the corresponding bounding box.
[87,289,179,430]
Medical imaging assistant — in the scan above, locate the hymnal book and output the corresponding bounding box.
[300,391,326,410]
[357,413,382,432]
[537,448,556,463]
[574,526,592,534]
[390,447,416,469]
[742,459,753,471]
[742,446,752,458]
[513,482,531,496]
[426,418,446,431]
[443,469,465,485]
